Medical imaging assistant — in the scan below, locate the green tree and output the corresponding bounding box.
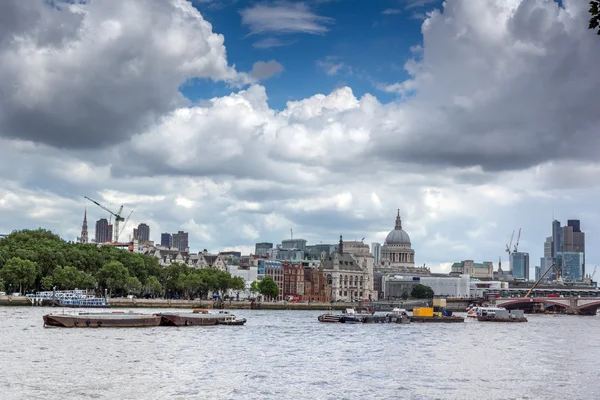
[97,261,129,296]
[0,257,38,293]
[145,276,163,297]
[411,284,434,299]
[230,276,246,295]
[53,266,83,289]
[125,276,143,296]
[40,276,54,291]
[591,1,600,35]
[250,280,260,295]
[258,277,279,300]
[401,292,409,300]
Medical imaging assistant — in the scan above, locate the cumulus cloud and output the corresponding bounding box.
[0,0,243,149]
[250,60,284,80]
[1,0,600,273]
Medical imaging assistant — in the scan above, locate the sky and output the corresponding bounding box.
[0,0,599,276]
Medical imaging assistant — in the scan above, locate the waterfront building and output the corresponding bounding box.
[255,242,273,256]
[172,231,189,252]
[283,262,305,300]
[303,266,331,303]
[371,242,382,265]
[470,280,508,298]
[77,209,88,244]
[322,236,376,302]
[227,263,258,300]
[451,260,494,279]
[94,218,110,243]
[137,223,150,243]
[381,274,470,299]
[510,252,530,280]
[160,233,172,248]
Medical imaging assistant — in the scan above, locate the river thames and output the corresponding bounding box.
[1,307,598,400]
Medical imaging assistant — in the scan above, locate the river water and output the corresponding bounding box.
[1,307,598,400]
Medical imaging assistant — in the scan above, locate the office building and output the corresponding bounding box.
[556,252,584,281]
[172,231,189,252]
[95,218,110,243]
[161,233,173,248]
[255,242,273,256]
[371,242,382,265]
[137,223,150,242]
[510,252,530,280]
[281,239,307,251]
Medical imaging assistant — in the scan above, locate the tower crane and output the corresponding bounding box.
[505,230,515,257]
[85,196,126,242]
[118,210,134,241]
[513,228,521,253]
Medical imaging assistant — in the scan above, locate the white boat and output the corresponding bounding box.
[466,306,506,318]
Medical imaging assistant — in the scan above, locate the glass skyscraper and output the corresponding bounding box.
[510,252,530,280]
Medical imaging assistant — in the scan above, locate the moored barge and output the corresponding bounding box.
[158,309,246,326]
[43,312,161,328]
[477,309,527,323]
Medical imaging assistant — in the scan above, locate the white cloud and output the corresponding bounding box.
[382,9,402,15]
[1,0,600,276]
[240,2,333,35]
[316,57,346,76]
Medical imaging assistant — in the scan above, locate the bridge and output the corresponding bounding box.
[495,297,600,315]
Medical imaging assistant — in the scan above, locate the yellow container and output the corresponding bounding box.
[433,298,447,307]
[413,307,434,317]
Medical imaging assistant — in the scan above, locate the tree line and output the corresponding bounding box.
[0,229,253,299]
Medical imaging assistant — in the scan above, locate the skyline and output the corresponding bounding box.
[1,0,599,274]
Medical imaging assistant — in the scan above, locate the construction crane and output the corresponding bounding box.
[118,210,134,241]
[525,263,555,298]
[513,228,521,253]
[505,230,515,257]
[85,196,126,242]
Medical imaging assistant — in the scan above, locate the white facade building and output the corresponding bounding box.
[420,275,470,297]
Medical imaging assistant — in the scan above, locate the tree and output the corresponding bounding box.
[97,261,129,296]
[40,276,54,291]
[258,277,279,300]
[250,280,260,295]
[230,276,246,300]
[145,276,163,297]
[411,284,434,299]
[590,1,600,35]
[53,266,83,289]
[0,257,38,293]
[401,292,409,300]
[125,276,143,296]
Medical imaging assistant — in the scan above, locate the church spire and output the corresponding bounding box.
[339,234,344,254]
[79,208,89,244]
[395,209,402,230]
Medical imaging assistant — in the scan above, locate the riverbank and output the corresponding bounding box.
[0,296,470,311]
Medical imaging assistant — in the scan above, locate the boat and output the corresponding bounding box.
[386,308,411,324]
[466,306,506,318]
[410,307,465,323]
[477,309,528,323]
[43,312,161,328]
[157,309,246,327]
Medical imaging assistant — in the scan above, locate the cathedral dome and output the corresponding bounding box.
[385,210,411,245]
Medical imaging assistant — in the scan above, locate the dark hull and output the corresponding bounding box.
[411,316,465,323]
[318,314,411,324]
[218,318,247,326]
[43,314,161,328]
[159,313,221,327]
[477,316,528,322]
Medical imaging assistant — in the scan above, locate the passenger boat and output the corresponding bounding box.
[466,306,506,318]
[43,312,161,328]
[477,309,528,323]
[157,309,246,327]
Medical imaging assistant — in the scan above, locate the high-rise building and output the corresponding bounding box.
[551,220,561,259]
[78,209,88,244]
[510,252,529,280]
[95,218,110,243]
[137,223,150,242]
[556,252,584,281]
[371,242,382,265]
[107,224,113,243]
[568,219,585,275]
[547,219,586,279]
[281,239,307,251]
[255,242,273,256]
[172,231,189,252]
[161,233,173,248]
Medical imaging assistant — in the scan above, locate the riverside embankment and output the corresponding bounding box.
[0,295,470,311]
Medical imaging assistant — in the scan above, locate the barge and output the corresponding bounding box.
[43,312,161,328]
[317,307,411,324]
[410,306,464,323]
[158,309,246,326]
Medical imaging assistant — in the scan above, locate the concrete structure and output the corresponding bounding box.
[323,236,376,302]
[371,242,382,265]
[421,275,470,297]
[470,280,508,298]
[136,223,150,243]
[77,209,89,244]
[496,297,600,315]
[451,260,494,279]
[172,231,189,252]
[94,218,110,243]
[255,242,273,256]
[510,252,530,280]
[227,264,258,299]
[160,233,172,248]
[281,238,307,251]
